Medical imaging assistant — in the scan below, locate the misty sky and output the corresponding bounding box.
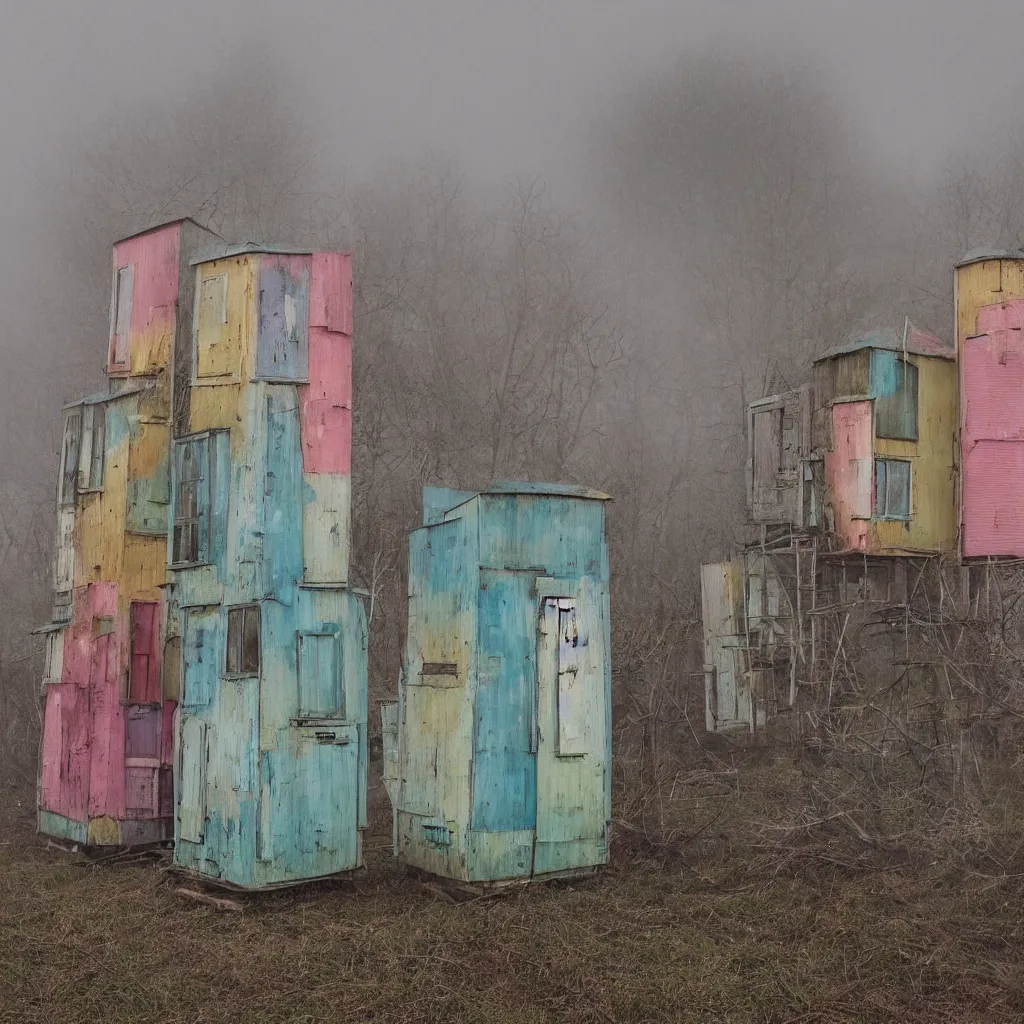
[3,0,1024,213]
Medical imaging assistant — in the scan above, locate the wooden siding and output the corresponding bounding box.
[171,249,365,889]
[39,222,213,848]
[393,488,611,884]
[961,296,1024,555]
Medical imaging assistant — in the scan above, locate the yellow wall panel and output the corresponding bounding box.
[76,439,128,585]
[871,356,958,554]
[194,257,256,381]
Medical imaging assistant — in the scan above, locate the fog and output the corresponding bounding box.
[6,0,1024,774]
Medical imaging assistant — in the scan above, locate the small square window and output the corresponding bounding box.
[226,606,260,677]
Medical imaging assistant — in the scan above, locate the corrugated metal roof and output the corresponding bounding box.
[115,216,220,244]
[190,242,344,265]
[62,382,151,410]
[814,327,954,363]
[956,246,1024,269]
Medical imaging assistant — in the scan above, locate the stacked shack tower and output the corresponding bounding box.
[702,324,958,734]
[167,244,367,888]
[38,219,220,846]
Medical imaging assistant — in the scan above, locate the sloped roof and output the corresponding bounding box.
[189,241,330,265]
[814,326,954,363]
[115,216,220,244]
[483,481,612,500]
[62,381,152,411]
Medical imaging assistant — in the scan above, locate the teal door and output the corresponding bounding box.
[259,723,360,882]
[471,570,538,838]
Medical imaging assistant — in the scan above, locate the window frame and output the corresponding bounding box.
[874,457,912,521]
[109,264,135,371]
[874,354,919,442]
[296,630,343,719]
[171,433,211,567]
[77,403,106,493]
[225,605,261,679]
[58,409,82,506]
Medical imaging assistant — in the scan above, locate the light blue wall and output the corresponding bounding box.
[396,487,612,884]
[171,381,367,889]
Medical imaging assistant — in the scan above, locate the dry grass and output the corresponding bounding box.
[3,762,1024,1024]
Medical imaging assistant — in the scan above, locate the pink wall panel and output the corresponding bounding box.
[963,441,1024,557]
[112,224,180,336]
[826,401,872,552]
[309,252,353,335]
[962,330,1024,442]
[962,312,1024,557]
[39,686,65,814]
[300,326,353,474]
[975,298,1024,335]
[109,223,180,372]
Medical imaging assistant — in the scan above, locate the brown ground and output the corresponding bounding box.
[2,761,1023,1024]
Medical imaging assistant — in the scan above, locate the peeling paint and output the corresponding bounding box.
[389,484,612,884]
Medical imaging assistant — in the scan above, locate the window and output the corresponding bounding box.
[172,436,209,565]
[110,265,134,368]
[195,272,232,378]
[873,352,919,441]
[875,459,911,520]
[226,606,260,677]
[44,629,64,685]
[298,632,342,717]
[79,404,106,491]
[198,274,227,330]
[59,410,82,506]
[128,601,161,703]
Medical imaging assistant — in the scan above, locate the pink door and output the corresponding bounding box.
[826,401,872,551]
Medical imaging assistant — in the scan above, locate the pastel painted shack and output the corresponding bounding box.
[955,249,1024,558]
[168,243,367,889]
[813,328,957,556]
[38,219,220,846]
[384,483,612,885]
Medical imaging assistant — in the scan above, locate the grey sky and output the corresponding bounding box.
[2,0,1023,209]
